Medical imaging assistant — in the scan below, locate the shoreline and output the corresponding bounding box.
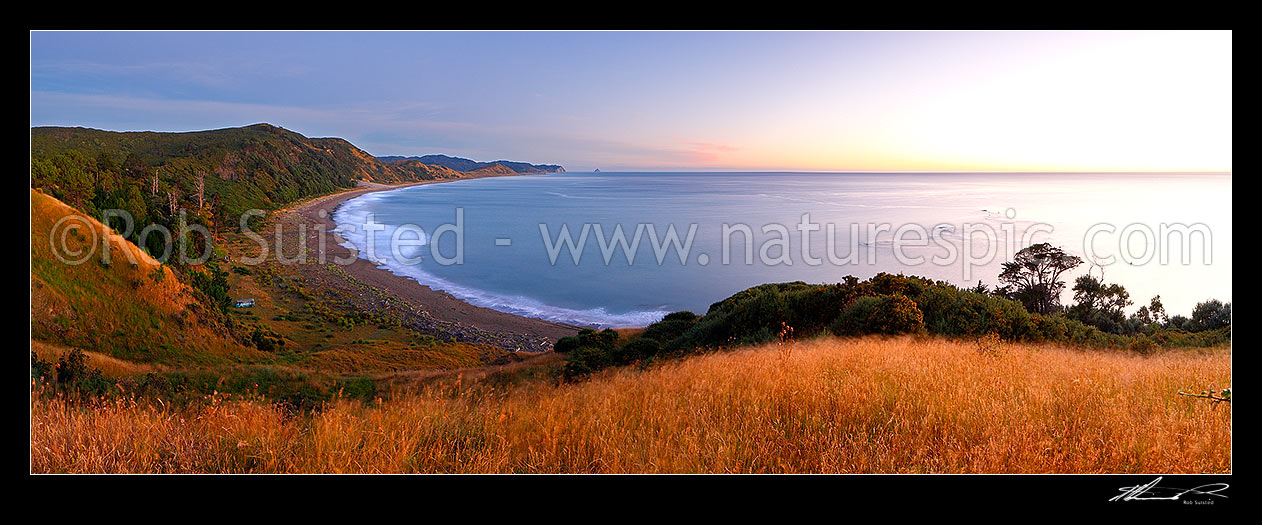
[290,176,583,345]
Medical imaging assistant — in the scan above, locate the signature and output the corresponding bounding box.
[1110,477,1229,502]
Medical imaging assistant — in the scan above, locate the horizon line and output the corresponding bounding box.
[557,169,1233,175]
[29,124,1233,175]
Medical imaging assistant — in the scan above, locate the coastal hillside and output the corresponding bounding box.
[31,124,444,224]
[379,154,565,174]
[30,123,565,258]
[462,162,519,177]
[30,125,562,393]
[30,189,258,364]
[379,157,465,180]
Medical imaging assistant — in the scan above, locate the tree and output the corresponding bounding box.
[969,280,989,295]
[997,243,1083,315]
[166,187,181,217]
[1190,299,1231,331]
[1067,274,1132,333]
[1148,295,1168,326]
[194,170,206,210]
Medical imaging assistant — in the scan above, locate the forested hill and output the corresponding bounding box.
[378,154,565,174]
[30,124,474,224]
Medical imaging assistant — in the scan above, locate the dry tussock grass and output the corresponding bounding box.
[31,336,1230,473]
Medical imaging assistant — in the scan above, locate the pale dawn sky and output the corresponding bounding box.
[30,30,1232,172]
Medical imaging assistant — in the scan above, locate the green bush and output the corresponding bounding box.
[251,327,285,352]
[913,284,1035,339]
[615,337,661,364]
[563,346,614,380]
[574,328,619,352]
[830,296,882,336]
[661,311,698,322]
[187,265,232,313]
[57,348,93,386]
[553,336,581,353]
[830,294,924,335]
[643,318,696,344]
[31,351,53,383]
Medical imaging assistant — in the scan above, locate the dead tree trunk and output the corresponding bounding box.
[194,171,205,210]
[167,188,180,217]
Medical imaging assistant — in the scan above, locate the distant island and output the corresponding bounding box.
[377,154,565,174]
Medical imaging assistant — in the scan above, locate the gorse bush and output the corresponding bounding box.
[831,294,923,336]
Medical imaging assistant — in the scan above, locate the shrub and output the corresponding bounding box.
[31,352,54,383]
[558,328,625,378]
[573,328,619,352]
[1128,334,1156,354]
[669,282,858,350]
[553,336,581,353]
[661,311,698,323]
[563,346,613,380]
[186,265,232,313]
[830,294,924,336]
[643,318,696,344]
[615,337,661,364]
[57,348,92,386]
[251,327,285,352]
[830,296,882,336]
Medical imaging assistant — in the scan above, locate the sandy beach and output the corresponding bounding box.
[290,179,581,346]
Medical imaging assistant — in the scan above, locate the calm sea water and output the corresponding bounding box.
[334,172,1231,327]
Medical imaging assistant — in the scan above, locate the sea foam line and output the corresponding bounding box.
[332,188,667,328]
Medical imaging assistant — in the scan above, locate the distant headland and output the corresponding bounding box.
[377,154,565,174]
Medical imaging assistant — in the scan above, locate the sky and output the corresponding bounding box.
[30,31,1232,172]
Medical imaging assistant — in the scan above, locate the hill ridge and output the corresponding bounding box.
[378,154,565,174]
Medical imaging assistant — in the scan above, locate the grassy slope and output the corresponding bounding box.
[31,335,1230,473]
[30,124,525,376]
[31,186,504,376]
[31,189,259,364]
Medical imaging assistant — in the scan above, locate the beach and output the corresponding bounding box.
[289,179,580,348]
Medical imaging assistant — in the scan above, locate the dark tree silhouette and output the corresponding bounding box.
[997,243,1083,315]
[1067,274,1132,333]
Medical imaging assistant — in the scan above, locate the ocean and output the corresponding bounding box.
[333,172,1231,328]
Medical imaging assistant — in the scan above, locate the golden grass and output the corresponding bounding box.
[30,335,1230,473]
